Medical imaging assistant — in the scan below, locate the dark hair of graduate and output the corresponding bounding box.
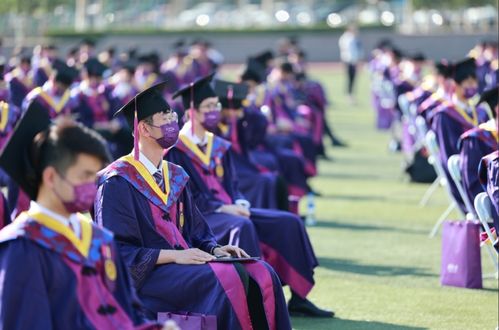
[30,119,111,185]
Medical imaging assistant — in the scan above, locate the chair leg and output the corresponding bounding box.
[429,202,456,238]
[419,177,441,207]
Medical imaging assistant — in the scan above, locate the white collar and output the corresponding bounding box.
[138,151,162,175]
[29,201,81,238]
[452,94,472,112]
[180,121,208,146]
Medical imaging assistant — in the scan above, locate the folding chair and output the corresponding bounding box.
[447,154,476,219]
[425,131,463,237]
[416,117,442,207]
[474,192,499,277]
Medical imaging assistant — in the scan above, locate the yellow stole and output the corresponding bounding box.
[34,87,71,114]
[19,211,93,258]
[178,132,215,167]
[121,154,171,204]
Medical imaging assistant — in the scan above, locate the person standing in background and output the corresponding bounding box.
[339,24,362,104]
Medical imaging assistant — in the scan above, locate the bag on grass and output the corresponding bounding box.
[158,311,217,330]
[440,220,482,289]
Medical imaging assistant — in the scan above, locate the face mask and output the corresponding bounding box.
[202,110,222,131]
[463,86,477,99]
[154,121,179,149]
[55,176,98,214]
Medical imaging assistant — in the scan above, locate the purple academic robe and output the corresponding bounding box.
[72,84,114,128]
[168,133,319,299]
[215,121,279,210]
[5,69,34,108]
[96,156,291,330]
[431,101,491,213]
[0,192,9,230]
[243,106,310,198]
[23,86,76,119]
[0,211,160,330]
[458,125,498,207]
[479,151,499,234]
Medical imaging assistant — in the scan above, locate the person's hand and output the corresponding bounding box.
[219,204,251,218]
[213,245,250,258]
[173,248,214,264]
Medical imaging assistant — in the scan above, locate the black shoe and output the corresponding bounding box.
[288,297,335,318]
[332,138,347,148]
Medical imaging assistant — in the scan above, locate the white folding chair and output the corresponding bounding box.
[447,154,476,219]
[474,193,499,277]
[425,132,464,237]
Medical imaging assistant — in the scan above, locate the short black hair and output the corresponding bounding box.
[31,120,111,186]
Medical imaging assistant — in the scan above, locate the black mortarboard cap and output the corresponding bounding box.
[241,59,267,84]
[84,58,107,77]
[452,57,476,83]
[478,85,498,112]
[114,81,170,128]
[252,50,274,67]
[0,103,51,199]
[114,81,170,159]
[172,72,217,111]
[411,52,426,62]
[54,62,79,86]
[435,60,452,78]
[214,80,249,109]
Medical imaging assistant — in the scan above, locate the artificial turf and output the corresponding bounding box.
[283,64,498,330]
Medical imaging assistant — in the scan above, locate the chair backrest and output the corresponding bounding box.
[448,154,476,217]
[474,192,498,249]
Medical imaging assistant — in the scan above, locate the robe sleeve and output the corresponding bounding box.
[0,239,54,330]
[95,176,161,289]
[181,185,219,254]
[224,150,247,202]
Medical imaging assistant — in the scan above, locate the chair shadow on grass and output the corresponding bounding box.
[318,257,435,278]
[291,317,428,330]
[314,220,428,235]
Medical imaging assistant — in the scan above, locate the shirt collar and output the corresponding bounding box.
[29,201,81,238]
[180,120,208,146]
[138,151,162,175]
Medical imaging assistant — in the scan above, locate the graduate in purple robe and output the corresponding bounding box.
[211,79,282,210]
[95,82,292,330]
[458,86,498,206]
[241,63,310,199]
[264,62,318,177]
[5,55,34,108]
[479,151,499,237]
[72,58,132,158]
[0,106,161,330]
[167,74,333,318]
[431,58,492,213]
[23,63,78,119]
[33,44,59,87]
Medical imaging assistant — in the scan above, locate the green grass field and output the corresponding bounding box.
[278,65,498,330]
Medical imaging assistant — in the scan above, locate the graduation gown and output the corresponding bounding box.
[0,192,10,230]
[23,86,76,119]
[242,107,310,197]
[458,121,498,207]
[0,209,160,330]
[216,121,279,210]
[479,151,499,234]
[96,155,291,330]
[168,133,318,299]
[431,100,491,213]
[5,68,34,108]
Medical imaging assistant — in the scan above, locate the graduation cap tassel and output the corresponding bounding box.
[190,82,194,135]
[133,97,140,160]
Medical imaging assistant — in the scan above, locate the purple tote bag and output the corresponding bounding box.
[158,312,217,330]
[440,220,482,289]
